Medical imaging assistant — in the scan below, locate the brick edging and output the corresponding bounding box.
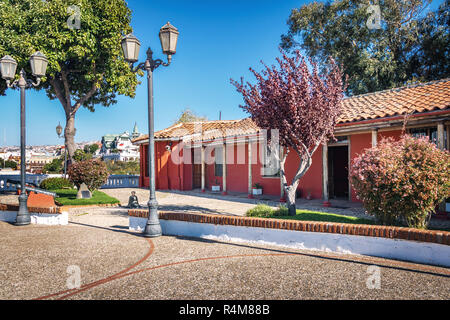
[0,203,62,214]
[128,210,450,246]
[0,202,119,214]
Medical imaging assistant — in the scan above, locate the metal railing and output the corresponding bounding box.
[0,173,56,193]
[101,175,140,189]
[0,173,140,192]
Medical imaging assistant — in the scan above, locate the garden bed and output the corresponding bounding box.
[246,204,450,232]
[52,189,120,206]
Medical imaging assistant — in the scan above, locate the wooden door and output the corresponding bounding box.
[192,148,202,189]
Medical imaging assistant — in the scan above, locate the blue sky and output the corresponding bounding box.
[0,0,445,146]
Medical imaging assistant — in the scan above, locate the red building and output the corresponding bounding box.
[133,79,450,204]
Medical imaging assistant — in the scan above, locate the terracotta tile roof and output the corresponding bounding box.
[338,78,450,123]
[133,79,450,143]
[132,117,261,143]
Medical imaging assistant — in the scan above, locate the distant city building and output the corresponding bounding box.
[100,123,142,161]
[27,155,58,174]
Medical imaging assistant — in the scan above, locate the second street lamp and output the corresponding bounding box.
[121,22,179,238]
[0,52,48,225]
[56,122,68,178]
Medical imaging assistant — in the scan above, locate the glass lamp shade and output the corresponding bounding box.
[159,22,179,56]
[121,34,141,63]
[30,51,48,78]
[56,123,63,137]
[0,55,18,81]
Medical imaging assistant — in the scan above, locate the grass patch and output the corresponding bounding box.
[246,204,377,225]
[272,210,377,225]
[245,204,450,231]
[52,189,120,206]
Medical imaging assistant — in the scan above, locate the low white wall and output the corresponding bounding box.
[0,211,68,225]
[130,216,450,267]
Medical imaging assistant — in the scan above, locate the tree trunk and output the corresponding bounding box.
[64,115,77,163]
[286,185,297,216]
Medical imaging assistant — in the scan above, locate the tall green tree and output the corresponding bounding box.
[173,108,208,124]
[0,0,140,160]
[84,143,99,154]
[281,0,449,95]
[408,0,449,81]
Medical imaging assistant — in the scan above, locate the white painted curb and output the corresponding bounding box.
[0,210,68,225]
[130,216,450,267]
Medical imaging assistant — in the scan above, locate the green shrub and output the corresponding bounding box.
[246,204,274,218]
[42,158,63,174]
[105,160,140,175]
[274,204,289,216]
[40,177,73,190]
[4,160,17,170]
[350,134,450,229]
[68,159,109,191]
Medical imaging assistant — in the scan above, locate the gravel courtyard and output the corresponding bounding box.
[0,211,449,300]
[102,187,370,218]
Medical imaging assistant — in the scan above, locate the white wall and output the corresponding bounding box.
[129,217,450,267]
[0,211,68,225]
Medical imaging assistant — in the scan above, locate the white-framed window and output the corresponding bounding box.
[408,126,447,149]
[261,143,280,178]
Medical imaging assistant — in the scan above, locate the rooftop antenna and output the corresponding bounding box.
[219,111,221,120]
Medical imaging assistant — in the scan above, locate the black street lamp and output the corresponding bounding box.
[0,52,48,225]
[56,122,67,178]
[121,22,179,237]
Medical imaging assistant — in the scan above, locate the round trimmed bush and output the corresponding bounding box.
[40,177,74,190]
[68,159,109,191]
[350,134,450,229]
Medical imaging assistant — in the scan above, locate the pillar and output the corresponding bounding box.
[437,122,445,150]
[322,142,330,207]
[201,146,205,192]
[248,139,253,198]
[371,128,378,147]
[222,143,227,195]
[437,122,446,213]
[279,146,286,202]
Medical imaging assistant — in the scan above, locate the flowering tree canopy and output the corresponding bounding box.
[231,49,345,215]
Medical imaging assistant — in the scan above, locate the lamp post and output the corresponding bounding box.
[121,22,179,237]
[56,122,67,178]
[0,52,48,226]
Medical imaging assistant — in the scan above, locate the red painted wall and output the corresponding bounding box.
[141,131,405,202]
[349,129,403,201]
[140,140,324,200]
[349,133,372,202]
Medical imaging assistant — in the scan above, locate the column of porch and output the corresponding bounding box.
[322,142,331,207]
[247,138,253,198]
[201,145,205,192]
[280,146,286,202]
[222,142,227,195]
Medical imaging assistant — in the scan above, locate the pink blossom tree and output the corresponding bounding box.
[231,50,345,215]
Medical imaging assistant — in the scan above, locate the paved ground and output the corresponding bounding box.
[0,211,449,300]
[103,188,371,218]
[2,188,450,229]
[102,188,450,229]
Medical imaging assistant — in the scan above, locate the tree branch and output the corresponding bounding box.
[279,147,290,190]
[50,77,71,115]
[60,68,72,110]
[71,81,98,116]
